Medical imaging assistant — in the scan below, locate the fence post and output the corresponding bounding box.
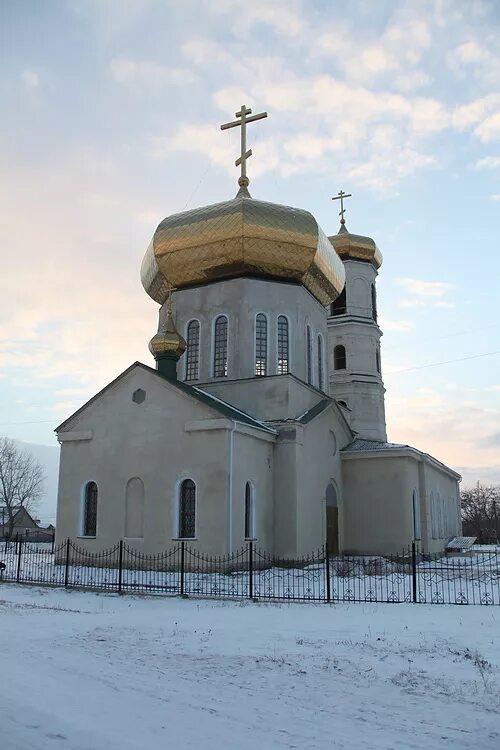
[64,538,71,587]
[16,536,23,583]
[248,541,253,600]
[180,541,185,596]
[118,539,124,594]
[411,542,417,603]
[325,541,331,604]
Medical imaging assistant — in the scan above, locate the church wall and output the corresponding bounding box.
[295,408,346,557]
[420,461,462,554]
[200,374,324,422]
[231,431,274,552]
[169,278,328,388]
[55,367,232,555]
[273,428,300,557]
[341,455,416,554]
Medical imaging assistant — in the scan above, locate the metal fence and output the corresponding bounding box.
[0,539,499,605]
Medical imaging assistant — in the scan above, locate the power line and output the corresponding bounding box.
[391,349,500,374]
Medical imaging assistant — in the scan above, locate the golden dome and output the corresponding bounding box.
[149,308,187,360]
[329,222,383,269]
[141,187,345,306]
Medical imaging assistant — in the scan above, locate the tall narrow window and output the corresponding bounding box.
[125,477,144,538]
[334,344,346,370]
[213,315,228,377]
[179,479,196,539]
[277,315,289,374]
[306,325,313,384]
[255,314,267,376]
[185,320,200,381]
[83,481,98,536]
[330,287,346,317]
[317,335,324,391]
[412,490,421,541]
[371,284,378,322]
[244,482,254,539]
[376,346,381,374]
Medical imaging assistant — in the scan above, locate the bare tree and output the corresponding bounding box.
[0,437,45,540]
[461,482,500,544]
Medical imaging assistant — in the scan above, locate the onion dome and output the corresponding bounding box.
[329,221,383,269]
[141,186,345,307]
[149,307,186,360]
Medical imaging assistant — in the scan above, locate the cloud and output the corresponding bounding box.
[21,70,40,89]
[491,194,500,202]
[475,112,500,142]
[396,278,455,309]
[379,318,415,332]
[476,156,500,170]
[110,57,196,88]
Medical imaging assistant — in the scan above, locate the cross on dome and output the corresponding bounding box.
[220,104,268,189]
[332,190,352,226]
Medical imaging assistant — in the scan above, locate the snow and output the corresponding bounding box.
[1,585,499,749]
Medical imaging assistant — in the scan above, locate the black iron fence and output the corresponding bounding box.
[0,539,499,605]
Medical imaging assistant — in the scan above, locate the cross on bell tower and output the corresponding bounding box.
[332,190,352,227]
[221,104,268,188]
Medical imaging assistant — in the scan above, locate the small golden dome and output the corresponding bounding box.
[329,222,383,269]
[141,188,345,306]
[149,308,187,360]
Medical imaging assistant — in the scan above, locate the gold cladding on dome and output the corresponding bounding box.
[141,188,345,306]
[148,309,187,359]
[329,223,383,269]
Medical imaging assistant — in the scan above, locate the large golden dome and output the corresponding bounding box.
[141,187,345,306]
[329,222,383,269]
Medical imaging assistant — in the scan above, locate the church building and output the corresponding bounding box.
[55,106,461,557]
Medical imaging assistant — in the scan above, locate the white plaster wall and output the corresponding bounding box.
[231,431,274,551]
[55,366,254,555]
[163,278,328,388]
[200,374,326,422]
[341,451,460,554]
[328,259,386,441]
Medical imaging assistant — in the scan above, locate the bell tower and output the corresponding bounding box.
[327,192,387,441]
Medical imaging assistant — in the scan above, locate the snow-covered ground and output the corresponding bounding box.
[1,585,499,749]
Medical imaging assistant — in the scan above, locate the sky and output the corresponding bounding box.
[1,0,499,492]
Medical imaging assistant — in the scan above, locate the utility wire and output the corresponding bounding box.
[391,349,500,374]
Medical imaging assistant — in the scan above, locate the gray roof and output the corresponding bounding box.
[342,438,408,452]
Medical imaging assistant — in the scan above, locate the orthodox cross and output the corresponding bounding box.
[221,104,268,188]
[332,190,352,225]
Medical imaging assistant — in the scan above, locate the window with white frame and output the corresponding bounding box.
[255,314,267,376]
[178,479,196,539]
[213,315,228,377]
[82,481,98,536]
[306,325,313,384]
[185,320,200,381]
[244,482,255,539]
[277,315,289,374]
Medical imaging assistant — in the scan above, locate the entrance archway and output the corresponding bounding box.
[326,482,339,555]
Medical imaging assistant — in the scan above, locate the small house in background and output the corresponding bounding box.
[0,506,55,542]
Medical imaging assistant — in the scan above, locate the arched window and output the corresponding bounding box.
[412,490,421,541]
[83,481,98,537]
[125,477,144,538]
[306,325,313,384]
[371,284,378,322]
[376,346,381,374]
[179,479,196,539]
[334,344,346,370]
[330,287,346,317]
[317,334,324,391]
[255,314,267,376]
[244,482,255,539]
[213,315,228,378]
[277,315,289,374]
[185,320,200,381]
